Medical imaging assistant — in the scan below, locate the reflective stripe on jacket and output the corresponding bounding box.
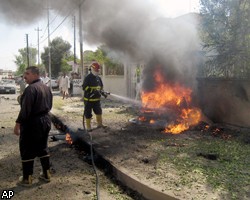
[82,73,103,101]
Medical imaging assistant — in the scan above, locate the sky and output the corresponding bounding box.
[0,0,200,71]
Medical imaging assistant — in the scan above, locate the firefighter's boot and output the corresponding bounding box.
[17,160,34,187]
[96,115,107,129]
[39,156,51,182]
[86,118,92,132]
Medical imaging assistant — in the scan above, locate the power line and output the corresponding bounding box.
[32,0,86,49]
[39,5,78,46]
[40,23,48,39]
[40,6,63,39]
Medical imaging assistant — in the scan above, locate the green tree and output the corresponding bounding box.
[41,37,71,77]
[200,0,250,77]
[83,50,96,62]
[14,47,37,75]
[61,54,80,73]
[83,45,124,75]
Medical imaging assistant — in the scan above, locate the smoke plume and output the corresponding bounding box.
[0,0,201,91]
[79,1,201,91]
[2,1,250,127]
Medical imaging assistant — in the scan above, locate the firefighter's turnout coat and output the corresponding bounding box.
[82,72,104,118]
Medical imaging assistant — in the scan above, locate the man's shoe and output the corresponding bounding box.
[17,176,32,187]
[39,171,51,183]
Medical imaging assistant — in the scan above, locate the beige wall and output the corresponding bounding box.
[75,63,138,98]
[102,75,127,96]
[101,63,138,98]
[198,78,250,127]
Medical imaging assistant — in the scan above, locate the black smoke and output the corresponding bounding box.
[0,0,201,92]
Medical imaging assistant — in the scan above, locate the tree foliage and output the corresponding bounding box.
[41,37,72,77]
[61,54,78,73]
[83,45,124,75]
[83,45,109,64]
[14,47,37,75]
[200,0,250,78]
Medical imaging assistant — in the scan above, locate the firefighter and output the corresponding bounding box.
[14,66,53,186]
[82,62,108,131]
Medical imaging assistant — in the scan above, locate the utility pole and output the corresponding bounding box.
[35,27,42,66]
[73,15,76,65]
[47,0,52,90]
[79,3,84,79]
[26,34,30,67]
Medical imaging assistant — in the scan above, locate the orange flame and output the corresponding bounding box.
[141,70,201,134]
[65,133,73,144]
[164,108,201,134]
[141,72,192,109]
[149,119,155,124]
[138,116,147,122]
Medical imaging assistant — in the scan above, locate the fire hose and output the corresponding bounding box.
[81,118,100,200]
[50,113,101,199]
[66,91,111,200]
[83,91,110,200]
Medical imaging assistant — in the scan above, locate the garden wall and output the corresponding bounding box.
[197,78,250,127]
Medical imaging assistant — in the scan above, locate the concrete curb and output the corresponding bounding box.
[111,163,179,200]
[51,114,179,200]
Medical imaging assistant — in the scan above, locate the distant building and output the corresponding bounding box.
[0,69,15,80]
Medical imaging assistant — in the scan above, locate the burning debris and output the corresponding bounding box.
[50,127,87,146]
[207,126,232,140]
[50,113,68,132]
[65,133,73,145]
[135,67,202,134]
[50,113,87,145]
[190,121,233,140]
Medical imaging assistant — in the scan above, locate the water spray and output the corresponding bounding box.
[109,93,142,106]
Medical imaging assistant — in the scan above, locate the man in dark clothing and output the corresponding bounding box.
[14,66,53,186]
[82,62,107,131]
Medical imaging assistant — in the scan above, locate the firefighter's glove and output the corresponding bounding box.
[103,93,108,98]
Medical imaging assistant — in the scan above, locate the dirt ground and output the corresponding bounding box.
[0,95,136,200]
[1,94,249,200]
